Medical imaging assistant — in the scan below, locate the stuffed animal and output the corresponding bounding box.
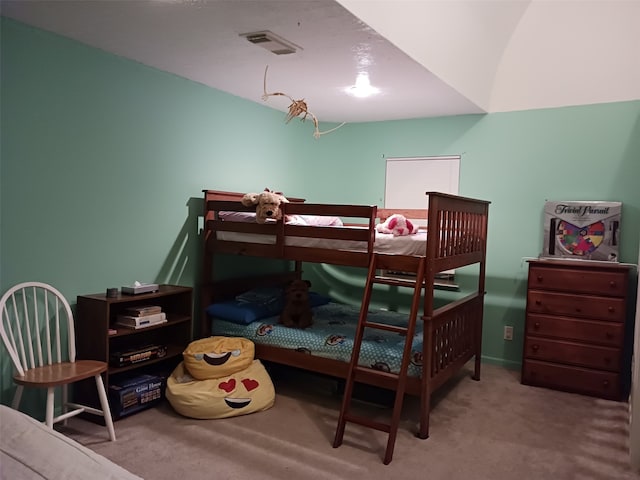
[376,214,418,236]
[279,279,313,329]
[241,188,289,224]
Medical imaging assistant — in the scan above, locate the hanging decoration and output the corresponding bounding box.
[261,66,346,139]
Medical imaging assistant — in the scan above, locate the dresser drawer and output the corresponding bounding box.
[528,265,627,297]
[527,290,626,322]
[522,359,620,400]
[526,313,624,347]
[524,337,621,371]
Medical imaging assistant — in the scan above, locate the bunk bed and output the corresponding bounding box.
[200,188,489,391]
[200,189,489,450]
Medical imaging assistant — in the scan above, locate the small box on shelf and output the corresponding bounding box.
[109,373,166,419]
[121,282,160,295]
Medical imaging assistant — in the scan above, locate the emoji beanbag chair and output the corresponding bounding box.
[166,360,275,419]
[183,336,254,380]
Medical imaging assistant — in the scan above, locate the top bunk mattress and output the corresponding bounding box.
[216,229,428,256]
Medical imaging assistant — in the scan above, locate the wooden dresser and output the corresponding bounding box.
[522,259,633,400]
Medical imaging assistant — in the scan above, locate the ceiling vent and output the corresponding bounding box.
[240,30,301,55]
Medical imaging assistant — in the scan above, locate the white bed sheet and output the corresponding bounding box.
[0,405,142,480]
[217,230,428,256]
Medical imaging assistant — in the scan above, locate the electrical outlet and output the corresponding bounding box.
[503,326,514,341]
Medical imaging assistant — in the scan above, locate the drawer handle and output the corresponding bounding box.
[608,306,615,313]
[603,380,610,387]
[606,332,614,339]
[575,307,581,313]
[609,281,617,288]
[531,344,539,352]
[535,300,542,306]
[537,275,543,282]
[533,322,540,330]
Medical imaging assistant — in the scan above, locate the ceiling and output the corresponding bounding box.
[0,0,485,124]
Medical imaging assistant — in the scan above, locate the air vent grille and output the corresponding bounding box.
[246,34,270,44]
[240,30,301,55]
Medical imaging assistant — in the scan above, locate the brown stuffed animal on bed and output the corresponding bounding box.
[279,279,313,329]
[241,188,290,224]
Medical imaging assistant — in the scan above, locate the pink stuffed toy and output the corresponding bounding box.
[376,214,418,236]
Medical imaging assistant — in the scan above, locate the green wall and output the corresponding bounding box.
[2,18,639,411]
[288,105,640,368]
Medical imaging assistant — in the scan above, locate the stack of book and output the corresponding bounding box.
[116,305,167,329]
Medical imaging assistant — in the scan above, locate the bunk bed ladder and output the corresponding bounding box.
[333,253,426,465]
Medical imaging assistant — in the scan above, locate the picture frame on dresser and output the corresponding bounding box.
[522,259,634,401]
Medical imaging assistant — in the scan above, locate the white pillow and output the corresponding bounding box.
[218,211,256,222]
[287,215,343,226]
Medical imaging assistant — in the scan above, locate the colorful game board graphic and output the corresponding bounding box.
[556,220,605,256]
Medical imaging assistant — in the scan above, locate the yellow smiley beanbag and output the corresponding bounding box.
[166,360,275,419]
[183,336,255,380]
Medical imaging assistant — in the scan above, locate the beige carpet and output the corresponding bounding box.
[62,363,639,480]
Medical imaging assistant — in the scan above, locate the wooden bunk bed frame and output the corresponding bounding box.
[200,189,490,401]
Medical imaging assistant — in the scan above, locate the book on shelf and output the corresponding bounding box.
[116,312,167,327]
[109,344,168,368]
[124,305,162,316]
[116,319,167,330]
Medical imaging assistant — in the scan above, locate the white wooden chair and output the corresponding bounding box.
[0,282,116,441]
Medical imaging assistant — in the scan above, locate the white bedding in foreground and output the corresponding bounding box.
[0,404,142,480]
[217,229,428,256]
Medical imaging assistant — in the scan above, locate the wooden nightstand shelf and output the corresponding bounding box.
[522,259,633,400]
[74,285,192,419]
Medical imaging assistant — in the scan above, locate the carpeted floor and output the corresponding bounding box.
[62,362,639,480]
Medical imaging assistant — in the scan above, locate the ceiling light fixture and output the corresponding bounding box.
[346,72,380,98]
[240,30,301,55]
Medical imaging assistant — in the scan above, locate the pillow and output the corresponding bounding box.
[166,359,275,419]
[206,287,332,325]
[235,286,282,304]
[285,215,343,226]
[298,215,344,227]
[235,286,331,308]
[218,211,256,222]
[206,298,282,325]
[183,336,254,380]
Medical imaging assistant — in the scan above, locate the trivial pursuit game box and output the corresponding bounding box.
[542,201,621,262]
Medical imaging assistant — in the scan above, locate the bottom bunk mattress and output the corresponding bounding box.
[209,302,424,378]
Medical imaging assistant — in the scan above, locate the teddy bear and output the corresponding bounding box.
[375,214,419,236]
[279,279,313,329]
[241,188,289,224]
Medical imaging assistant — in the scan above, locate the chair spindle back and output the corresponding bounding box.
[0,282,76,377]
